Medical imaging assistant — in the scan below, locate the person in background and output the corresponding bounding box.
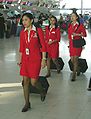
[79,14,85,24]
[89,16,91,29]
[5,19,12,38]
[16,15,23,37]
[58,14,64,31]
[18,12,47,112]
[0,14,5,39]
[45,15,61,77]
[68,12,87,81]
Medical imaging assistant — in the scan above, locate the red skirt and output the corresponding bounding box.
[69,41,82,57]
[47,43,59,58]
[20,55,41,79]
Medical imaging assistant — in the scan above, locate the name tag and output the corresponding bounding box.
[49,39,52,42]
[26,48,29,55]
[51,32,55,34]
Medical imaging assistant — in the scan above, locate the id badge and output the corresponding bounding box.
[26,48,29,55]
[49,39,52,42]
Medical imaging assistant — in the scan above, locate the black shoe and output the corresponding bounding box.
[22,102,31,112]
[71,78,76,81]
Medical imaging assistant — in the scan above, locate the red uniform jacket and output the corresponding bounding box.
[68,23,87,56]
[19,25,46,78]
[45,26,61,58]
[19,26,46,60]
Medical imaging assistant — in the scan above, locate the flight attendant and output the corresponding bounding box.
[18,12,47,112]
[45,15,61,77]
[68,12,87,81]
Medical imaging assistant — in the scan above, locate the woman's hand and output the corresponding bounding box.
[17,53,22,67]
[48,40,57,45]
[73,33,82,37]
[41,59,47,69]
[48,41,53,45]
[17,61,22,67]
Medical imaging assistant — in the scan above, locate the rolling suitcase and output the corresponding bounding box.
[68,58,88,73]
[50,57,64,70]
[87,77,91,91]
[22,76,49,94]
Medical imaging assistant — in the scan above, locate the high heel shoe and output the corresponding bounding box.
[22,102,31,112]
[71,78,76,81]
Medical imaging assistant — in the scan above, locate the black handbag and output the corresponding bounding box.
[72,24,86,48]
[73,37,86,48]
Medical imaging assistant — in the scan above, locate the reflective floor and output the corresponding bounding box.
[0,30,91,119]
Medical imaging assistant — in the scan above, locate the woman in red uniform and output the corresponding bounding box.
[68,12,87,81]
[45,15,61,77]
[18,13,47,112]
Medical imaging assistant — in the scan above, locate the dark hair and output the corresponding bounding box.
[21,12,34,24]
[79,14,83,18]
[49,15,58,29]
[71,12,80,24]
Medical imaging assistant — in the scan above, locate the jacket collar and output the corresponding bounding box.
[24,25,36,32]
[72,21,79,26]
[50,25,55,29]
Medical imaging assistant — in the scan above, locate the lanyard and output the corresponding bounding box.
[71,24,80,39]
[25,30,34,45]
[49,27,55,36]
[72,23,79,32]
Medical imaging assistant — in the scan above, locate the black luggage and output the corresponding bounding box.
[68,58,88,73]
[87,77,91,91]
[22,76,49,94]
[50,57,64,70]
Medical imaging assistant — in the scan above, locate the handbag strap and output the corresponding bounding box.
[74,24,85,39]
[74,23,80,32]
[36,27,42,48]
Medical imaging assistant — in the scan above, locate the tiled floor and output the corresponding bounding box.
[0,30,91,119]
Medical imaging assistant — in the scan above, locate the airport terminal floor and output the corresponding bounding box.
[0,29,91,119]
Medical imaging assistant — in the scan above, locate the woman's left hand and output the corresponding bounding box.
[48,41,53,45]
[41,59,47,68]
[73,33,82,37]
[73,33,77,36]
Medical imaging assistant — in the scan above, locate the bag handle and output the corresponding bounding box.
[74,24,80,32]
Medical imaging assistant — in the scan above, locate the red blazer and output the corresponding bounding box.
[68,23,87,57]
[19,26,46,60]
[45,26,61,58]
[45,26,61,43]
[68,23,87,41]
